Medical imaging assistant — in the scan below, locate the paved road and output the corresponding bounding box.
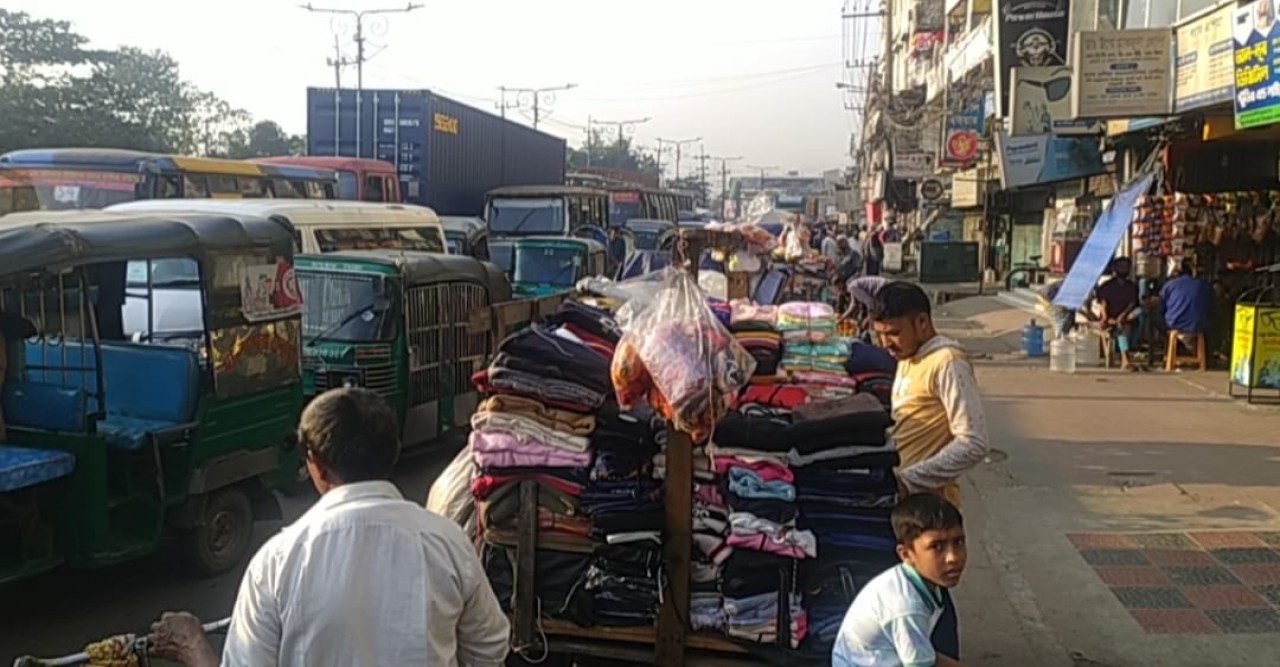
[0,438,463,664]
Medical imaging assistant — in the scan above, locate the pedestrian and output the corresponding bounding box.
[1158,259,1214,353]
[842,275,891,342]
[831,494,968,667]
[821,228,842,262]
[868,281,989,660]
[1094,257,1142,371]
[147,387,510,667]
[863,227,885,276]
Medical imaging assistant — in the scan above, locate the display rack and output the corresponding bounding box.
[508,228,768,666]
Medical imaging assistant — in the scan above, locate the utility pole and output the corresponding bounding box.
[657,137,701,182]
[588,117,652,170]
[698,144,710,206]
[709,155,742,219]
[326,34,354,89]
[499,84,578,129]
[301,3,423,92]
[746,164,778,192]
[495,88,520,120]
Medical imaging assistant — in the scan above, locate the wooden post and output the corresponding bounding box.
[514,480,539,650]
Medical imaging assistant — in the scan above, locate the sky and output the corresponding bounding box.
[13,0,870,177]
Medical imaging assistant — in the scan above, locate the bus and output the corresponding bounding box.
[0,148,338,215]
[607,187,679,225]
[252,156,400,203]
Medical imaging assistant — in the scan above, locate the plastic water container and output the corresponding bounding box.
[1022,320,1046,358]
[1074,330,1101,367]
[1050,337,1077,373]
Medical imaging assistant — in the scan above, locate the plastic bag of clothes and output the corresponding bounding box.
[611,269,755,441]
[425,445,479,544]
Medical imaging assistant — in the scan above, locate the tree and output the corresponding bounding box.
[221,120,307,159]
[0,9,298,158]
[566,131,660,178]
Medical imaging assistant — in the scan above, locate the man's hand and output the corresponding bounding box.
[148,612,219,667]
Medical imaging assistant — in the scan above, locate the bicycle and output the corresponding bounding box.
[1005,255,1049,290]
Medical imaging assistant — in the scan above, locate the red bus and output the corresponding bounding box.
[252,156,400,203]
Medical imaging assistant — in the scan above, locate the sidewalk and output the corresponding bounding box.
[936,297,1280,667]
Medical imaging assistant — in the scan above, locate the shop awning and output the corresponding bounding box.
[1052,173,1155,311]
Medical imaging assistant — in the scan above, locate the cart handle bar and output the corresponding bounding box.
[12,617,232,667]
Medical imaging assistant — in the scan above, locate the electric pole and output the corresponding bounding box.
[746,165,778,192]
[326,34,354,89]
[496,88,520,120]
[301,3,423,92]
[657,137,701,182]
[709,155,742,219]
[498,84,578,129]
[588,117,652,169]
[697,144,709,207]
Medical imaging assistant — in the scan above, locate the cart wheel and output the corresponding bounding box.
[185,486,254,576]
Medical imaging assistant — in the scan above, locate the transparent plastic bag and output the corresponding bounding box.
[610,269,756,441]
[425,445,478,543]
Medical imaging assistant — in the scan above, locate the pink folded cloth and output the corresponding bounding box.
[790,371,859,388]
[726,532,816,559]
[695,483,725,507]
[779,302,834,320]
[782,329,837,343]
[730,300,779,326]
[713,457,794,483]
[470,430,592,469]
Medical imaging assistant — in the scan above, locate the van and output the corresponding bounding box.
[107,199,447,255]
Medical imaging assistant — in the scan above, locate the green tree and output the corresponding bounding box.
[566,131,660,177]
[221,120,306,159]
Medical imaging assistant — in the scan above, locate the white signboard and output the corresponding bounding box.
[894,152,935,180]
[1070,29,1174,119]
[1009,67,1103,136]
[883,243,904,272]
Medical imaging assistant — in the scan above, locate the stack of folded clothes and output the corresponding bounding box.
[729,301,782,381]
[720,550,807,647]
[777,301,852,387]
[473,303,624,625]
[791,392,901,654]
[580,401,666,627]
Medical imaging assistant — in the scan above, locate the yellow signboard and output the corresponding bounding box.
[433,113,460,135]
[1174,3,1234,113]
[1231,304,1280,389]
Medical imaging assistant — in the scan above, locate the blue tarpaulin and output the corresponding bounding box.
[1052,173,1155,311]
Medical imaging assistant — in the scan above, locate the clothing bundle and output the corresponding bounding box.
[728,300,783,379]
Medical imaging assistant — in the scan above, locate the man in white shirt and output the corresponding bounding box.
[148,387,510,667]
[821,231,842,262]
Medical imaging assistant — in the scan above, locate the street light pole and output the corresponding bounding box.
[300,2,423,92]
[498,84,578,129]
[657,137,701,181]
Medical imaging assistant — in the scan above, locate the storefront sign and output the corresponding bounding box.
[1234,0,1280,129]
[1231,304,1280,389]
[894,151,935,180]
[941,89,986,167]
[951,168,983,208]
[920,179,946,201]
[945,16,993,82]
[994,132,1107,189]
[1070,29,1174,119]
[1009,66,1103,135]
[1175,3,1235,113]
[241,260,302,323]
[993,0,1072,118]
[1052,173,1155,311]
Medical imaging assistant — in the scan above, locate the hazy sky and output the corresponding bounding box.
[14,0,863,175]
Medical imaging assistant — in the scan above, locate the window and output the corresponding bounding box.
[206,175,239,196]
[336,170,359,200]
[1178,0,1217,20]
[314,227,445,253]
[122,258,205,347]
[238,177,268,198]
[157,175,182,198]
[304,181,329,199]
[363,174,386,202]
[298,271,395,343]
[271,178,303,198]
[183,175,209,198]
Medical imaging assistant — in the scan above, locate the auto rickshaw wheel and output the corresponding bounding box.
[184,486,254,576]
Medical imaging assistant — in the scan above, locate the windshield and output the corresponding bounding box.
[298,271,394,343]
[337,170,359,200]
[0,168,142,214]
[632,229,661,250]
[487,197,566,236]
[314,227,445,253]
[126,258,201,288]
[609,198,642,225]
[512,246,582,287]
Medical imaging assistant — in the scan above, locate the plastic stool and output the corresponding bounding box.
[1164,330,1207,372]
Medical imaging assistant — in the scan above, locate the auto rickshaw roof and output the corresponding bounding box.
[299,249,511,298]
[0,210,296,276]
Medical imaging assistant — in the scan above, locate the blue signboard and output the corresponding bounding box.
[1234,0,1280,129]
[941,91,985,167]
[995,132,1107,189]
[1052,173,1156,311]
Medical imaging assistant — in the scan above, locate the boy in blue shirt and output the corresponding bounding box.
[832,494,967,667]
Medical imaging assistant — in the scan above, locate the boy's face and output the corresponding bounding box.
[898,526,967,589]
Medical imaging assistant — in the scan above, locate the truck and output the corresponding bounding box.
[306,87,566,216]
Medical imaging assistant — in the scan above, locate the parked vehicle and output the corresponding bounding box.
[441,216,491,261]
[485,185,612,269]
[621,218,677,252]
[0,148,337,215]
[608,188,680,224]
[509,236,610,298]
[296,251,511,449]
[252,156,400,203]
[307,88,565,215]
[107,199,446,255]
[0,209,302,585]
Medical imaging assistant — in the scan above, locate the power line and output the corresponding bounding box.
[576,65,840,102]
[300,2,423,91]
[585,116,652,168]
[657,137,701,182]
[498,84,578,129]
[708,155,743,217]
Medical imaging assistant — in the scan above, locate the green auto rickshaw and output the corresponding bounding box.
[508,236,611,298]
[0,210,303,584]
[296,250,513,451]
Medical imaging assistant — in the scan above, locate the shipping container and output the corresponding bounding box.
[307,88,567,216]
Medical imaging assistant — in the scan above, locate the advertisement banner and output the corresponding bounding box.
[894,151,935,180]
[1175,3,1235,113]
[994,132,1106,190]
[1009,66,1103,135]
[993,0,1071,118]
[240,260,303,323]
[1232,305,1280,389]
[1234,0,1280,129]
[1070,29,1174,119]
[1052,173,1155,311]
[945,16,993,82]
[941,90,985,167]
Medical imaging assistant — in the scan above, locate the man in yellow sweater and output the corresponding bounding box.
[869,281,990,506]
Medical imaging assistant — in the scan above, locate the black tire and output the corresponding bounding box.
[184,486,254,577]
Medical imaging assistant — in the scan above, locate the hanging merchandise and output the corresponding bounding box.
[612,270,756,442]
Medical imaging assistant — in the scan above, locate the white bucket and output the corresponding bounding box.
[1050,337,1077,373]
[1073,330,1101,367]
